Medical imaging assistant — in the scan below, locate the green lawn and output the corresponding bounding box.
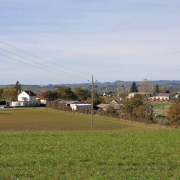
[1,130,180,179]
[103,96,119,104]
[0,109,156,131]
[152,102,172,116]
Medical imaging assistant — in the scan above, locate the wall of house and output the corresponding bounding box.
[18,91,36,102]
[70,104,91,111]
[155,96,169,100]
[18,92,30,101]
[29,96,36,101]
[11,101,40,107]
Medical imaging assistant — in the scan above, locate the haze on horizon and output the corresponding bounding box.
[1,0,180,85]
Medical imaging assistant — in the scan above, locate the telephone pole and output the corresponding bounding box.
[91,75,94,130]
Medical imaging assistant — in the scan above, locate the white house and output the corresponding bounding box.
[11,91,40,107]
[127,92,152,98]
[154,93,171,101]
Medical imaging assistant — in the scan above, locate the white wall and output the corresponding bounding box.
[70,104,91,111]
[18,91,30,101]
[18,91,36,102]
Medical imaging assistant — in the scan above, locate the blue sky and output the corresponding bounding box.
[0,0,180,84]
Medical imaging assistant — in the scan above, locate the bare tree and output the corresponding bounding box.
[139,79,154,93]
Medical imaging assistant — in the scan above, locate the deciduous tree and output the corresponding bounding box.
[0,87,4,100]
[74,87,91,101]
[139,78,154,93]
[57,86,78,100]
[167,100,180,127]
[2,87,18,101]
[42,91,58,101]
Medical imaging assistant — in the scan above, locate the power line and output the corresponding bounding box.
[0,47,88,80]
[0,40,91,76]
[0,53,88,81]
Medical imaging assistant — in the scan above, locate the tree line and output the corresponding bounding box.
[130,79,160,94]
[42,86,105,107]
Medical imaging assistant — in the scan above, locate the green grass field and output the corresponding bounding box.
[152,102,172,116]
[1,130,180,179]
[1,109,177,179]
[103,96,119,104]
[0,109,156,131]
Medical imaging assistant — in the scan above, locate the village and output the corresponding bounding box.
[1,80,180,125]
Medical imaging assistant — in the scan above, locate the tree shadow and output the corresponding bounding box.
[0,113,10,115]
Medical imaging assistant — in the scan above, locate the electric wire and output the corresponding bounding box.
[0,53,89,81]
[0,40,91,76]
[0,47,88,80]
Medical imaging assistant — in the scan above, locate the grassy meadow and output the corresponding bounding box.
[152,102,172,116]
[1,108,179,179]
[1,130,180,179]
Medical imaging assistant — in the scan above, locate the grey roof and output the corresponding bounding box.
[156,93,171,97]
[96,104,120,110]
[58,100,83,104]
[110,99,121,104]
[137,92,151,95]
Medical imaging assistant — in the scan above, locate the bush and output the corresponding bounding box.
[167,100,180,127]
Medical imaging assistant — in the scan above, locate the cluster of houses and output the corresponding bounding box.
[127,90,174,101]
[9,90,92,110]
[6,89,180,112]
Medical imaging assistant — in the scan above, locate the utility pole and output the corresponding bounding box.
[91,75,94,130]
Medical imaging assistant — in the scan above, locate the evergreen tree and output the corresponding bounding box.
[15,81,21,92]
[130,82,138,93]
[155,84,159,94]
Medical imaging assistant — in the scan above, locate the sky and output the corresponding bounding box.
[0,0,180,85]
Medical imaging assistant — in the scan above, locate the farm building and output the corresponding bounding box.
[70,104,91,111]
[127,92,152,98]
[110,98,122,105]
[58,100,91,111]
[96,104,120,111]
[11,91,40,107]
[36,93,46,105]
[154,93,171,101]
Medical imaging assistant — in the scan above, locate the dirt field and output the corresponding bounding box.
[0,109,158,131]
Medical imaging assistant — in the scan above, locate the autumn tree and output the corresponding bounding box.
[139,78,154,93]
[0,87,4,100]
[42,91,58,101]
[130,82,138,93]
[2,87,18,101]
[121,94,152,122]
[167,100,180,127]
[57,86,78,100]
[74,87,91,101]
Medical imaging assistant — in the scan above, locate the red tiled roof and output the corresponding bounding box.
[36,93,44,99]
[159,90,170,93]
